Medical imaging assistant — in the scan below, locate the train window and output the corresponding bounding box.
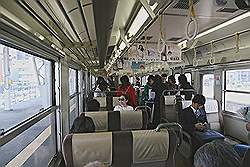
[224,69,250,113]
[0,44,52,131]
[175,73,180,85]
[69,68,77,95]
[185,73,192,84]
[91,75,96,89]
[202,74,214,99]
[174,73,192,85]
[69,68,79,127]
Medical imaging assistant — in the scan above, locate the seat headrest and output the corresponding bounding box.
[132,130,169,163]
[63,130,170,167]
[72,132,112,167]
[85,111,147,132]
[93,97,106,108]
[112,97,120,107]
[182,100,192,109]
[164,95,176,105]
[85,112,108,132]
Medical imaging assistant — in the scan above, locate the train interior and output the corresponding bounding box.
[0,0,250,167]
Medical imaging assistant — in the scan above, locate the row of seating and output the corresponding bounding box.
[63,96,183,167]
[159,95,224,159]
[63,126,180,167]
[84,111,148,132]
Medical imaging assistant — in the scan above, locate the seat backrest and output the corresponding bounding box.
[161,95,177,122]
[204,99,221,131]
[93,97,107,109]
[84,111,148,132]
[63,129,178,167]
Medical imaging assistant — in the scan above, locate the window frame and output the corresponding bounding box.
[223,68,250,114]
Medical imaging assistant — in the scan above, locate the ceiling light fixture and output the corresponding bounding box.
[195,12,250,39]
[127,7,149,37]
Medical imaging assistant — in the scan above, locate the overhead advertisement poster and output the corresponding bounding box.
[131,62,145,69]
[164,44,182,62]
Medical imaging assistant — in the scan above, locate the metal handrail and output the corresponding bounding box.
[155,123,183,147]
[135,105,151,112]
[162,89,195,96]
[0,106,57,147]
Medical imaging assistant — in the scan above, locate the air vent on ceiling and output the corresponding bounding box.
[140,36,153,40]
[216,8,238,13]
[173,0,200,10]
[167,37,182,42]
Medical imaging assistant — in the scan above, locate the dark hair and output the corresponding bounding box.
[194,140,241,167]
[161,73,168,78]
[70,115,95,133]
[154,74,162,83]
[96,77,105,85]
[136,77,140,81]
[87,99,100,111]
[120,75,130,86]
[178,74,188,85]
[192,94,206,105]
[168,75,175,83]
[147,75,154,82]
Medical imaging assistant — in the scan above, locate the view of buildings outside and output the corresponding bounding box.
[0,44,51,130]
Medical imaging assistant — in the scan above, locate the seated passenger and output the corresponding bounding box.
[87,99,100,112]
[180,94,224,151]
[113,94,134,112]
[180,94,208,135]
[70,114,95,133]
[194,140,241,167]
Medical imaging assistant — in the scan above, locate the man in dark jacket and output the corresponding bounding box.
[180,94,207,135]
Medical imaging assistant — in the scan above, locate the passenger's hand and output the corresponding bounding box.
[195,123,204,130]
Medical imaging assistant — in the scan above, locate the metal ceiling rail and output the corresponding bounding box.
[119,0,178,62]
[183,28,250,53]
[36,0,92,66]
[17,0,63,44]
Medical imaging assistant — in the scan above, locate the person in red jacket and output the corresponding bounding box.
[116,75,136,107]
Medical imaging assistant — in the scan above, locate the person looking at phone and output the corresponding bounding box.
[180,94,208,134]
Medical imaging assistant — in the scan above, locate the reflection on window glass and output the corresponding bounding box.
[0,113,56,167]
[175,74,180,85]
[0,44,51,131]
[142,76,147,86]
[225,92,250,113]
[69,68,76,95]
[91,75,96,89]
[69,96,78,128]
[185,73,192,84]
[226,69,250,92]
[203,74,214,99]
